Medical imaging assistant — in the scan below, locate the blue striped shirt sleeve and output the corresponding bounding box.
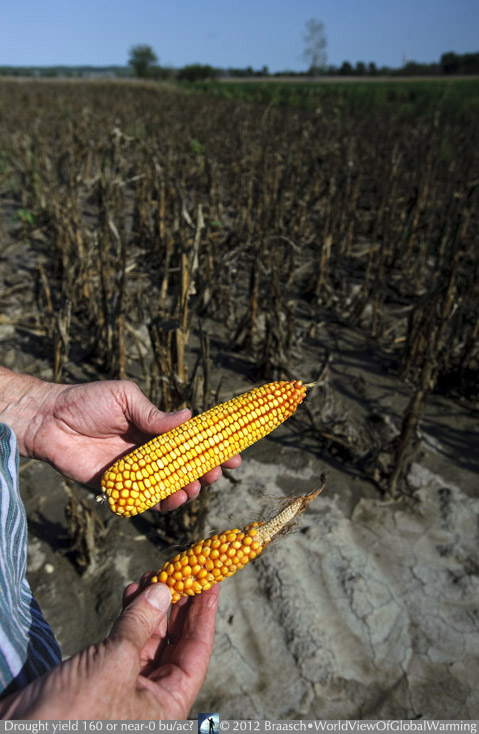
[0,423,61,697]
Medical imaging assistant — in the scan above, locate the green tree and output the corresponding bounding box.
[177,64,217,82]
[128,44,158,78]
[302,19,327,74]
[339,60,353,76]
[440,51,479,75]
[440,51,459,75]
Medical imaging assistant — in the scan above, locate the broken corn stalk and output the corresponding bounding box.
[99,380,307,517]
[147,478,325,603]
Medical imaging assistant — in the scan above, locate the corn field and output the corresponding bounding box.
[0,78,478,510]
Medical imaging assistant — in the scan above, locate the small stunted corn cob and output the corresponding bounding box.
[146,478,325,603]
[99,380,307,517]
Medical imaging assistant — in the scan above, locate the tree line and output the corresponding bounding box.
[127,48,479,81]
[1,50,478,81]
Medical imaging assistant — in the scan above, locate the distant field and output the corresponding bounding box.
[181,77,479,115]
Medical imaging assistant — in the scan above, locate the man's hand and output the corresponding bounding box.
[0,368,240,510]
[0,583,219,720]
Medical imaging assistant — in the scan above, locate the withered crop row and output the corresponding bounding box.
[0,79,478,499]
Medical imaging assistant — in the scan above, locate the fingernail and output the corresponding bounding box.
[145,584,172,610]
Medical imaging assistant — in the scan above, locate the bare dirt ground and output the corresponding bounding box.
[1,197,479,720]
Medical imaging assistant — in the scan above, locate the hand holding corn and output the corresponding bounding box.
[0,367,239,509]
[0,576,218,719]
[100,380,307,517]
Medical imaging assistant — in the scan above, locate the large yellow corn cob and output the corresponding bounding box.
[99,380,307,517]
[146,479,325,603]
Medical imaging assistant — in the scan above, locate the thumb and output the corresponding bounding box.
[124,386,191,436]
[110,584,172,651]
[146,407,192,436]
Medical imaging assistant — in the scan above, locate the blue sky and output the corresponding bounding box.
[1,0,478,71]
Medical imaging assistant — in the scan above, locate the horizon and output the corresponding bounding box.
[1,52,478,74]
[1,0,478,73]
